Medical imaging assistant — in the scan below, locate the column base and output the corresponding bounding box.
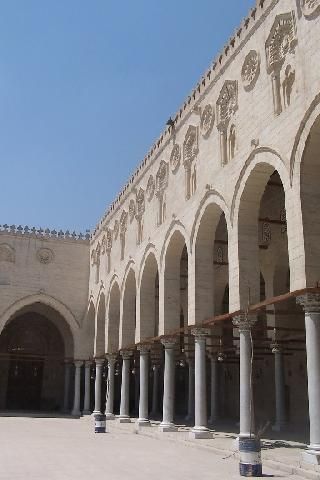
[189,427,212,439]
[117,415,131,423]
[82,410,91,416]
[136,418,151,427]
[301,449,320,465]
[92,410,102,416]
[159,422,178,432]
[105,413,115,420]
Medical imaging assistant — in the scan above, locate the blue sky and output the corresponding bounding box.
[0,0,254,232]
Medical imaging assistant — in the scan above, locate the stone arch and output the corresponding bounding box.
[138,251,159,340]
[137,243,158,285]
[160,219,190,271]
[94,292,106,358]
[119,267,136,349]
[80,300,95,358]
[160,228,189,334]
[106,280,121,353]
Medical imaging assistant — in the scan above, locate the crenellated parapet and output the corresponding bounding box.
[0,224,90,243]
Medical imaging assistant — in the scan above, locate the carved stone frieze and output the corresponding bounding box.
[170,144,181,173]
[156,160,169,193]
[129,199,136,223]
[146,175,155,201]
[0,243,15,263]
[37,247,54,265]
[265,12,297,70]
[241,50,260,90]
[183,125,199,166]
[216,80,238,131]
[300,0,320,18]
[200,104,215,138]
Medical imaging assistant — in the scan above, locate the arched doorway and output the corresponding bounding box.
[0,303,74,412]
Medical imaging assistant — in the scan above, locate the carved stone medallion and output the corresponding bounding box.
[129,199,136,223]
[37,247,54,264]
[170,144,181,173]
[216,80,238,130]
[241,50,260,90]
[301,0,320,17]
[200,105,215,138]
[266,12,297,70]
[147,175,155,201]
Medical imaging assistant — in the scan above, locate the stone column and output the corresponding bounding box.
[151,364,160,418]
[185,357,195,423]
[118,351,132,423]
[233,315,256,438]
[209,354,219,425]
[297,294,320,464]
[93,359,104,415]
[137,345,150,426]
[62,361,72,413]
[271,343,287,431]
[83,361,92,415]
[105,354,117,419]
[190,328,211,439]
[159,337,178,432]
[71,361,83,416]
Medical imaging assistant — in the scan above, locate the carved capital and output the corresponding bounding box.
[84,360,92,368]
[137,344,151,354]
[74,360,83,368]
[120,350,133,360]
[232,314,256,332]
[271,343,282,354]
[191,327,210,338]
[106,354,117,366]
[95,358,105,366]
[297,293,320,314]
[161,337,177,349]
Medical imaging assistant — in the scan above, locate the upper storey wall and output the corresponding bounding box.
[90,0,320,294]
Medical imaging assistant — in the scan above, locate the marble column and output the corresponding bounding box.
[118,350,132,423]
[71,361,83,416]
[105,354,117,419]
[63,361,72,413]
[159,337,178,432]
[271,343,287,431]
[151,364,160,418]
[185,357,195,423]
[233,315,256,439]
[209,354,219,425]
[83,361,92,415]
[137,345,151,426]
[93,359,104,415]
[190,328,211,439]
[297,294,320,464]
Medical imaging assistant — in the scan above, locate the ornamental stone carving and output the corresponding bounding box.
[113,220,119,240]
[200,104,215,138]
[170,144,181,173]
[216,80,238,131]
[300,0,320,18]
[262,222,272,245]
[266,12,297,71]
[136,188,145,218]
[241,50,260,90]
[146,175,155,201]
[183,126,199,166]
[156,160,169,193]
[297,293,320,313]
[37,247,54,265]
[120,210,128,234]
[102,228,112,253]
[129,199,136,223]
[0,243,15,263]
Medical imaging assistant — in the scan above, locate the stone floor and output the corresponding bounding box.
[0,416,306,480]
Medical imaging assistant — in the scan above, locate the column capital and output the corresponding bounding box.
[137,344,151,354]
[271,343,282,354]
[160,336,177,349]
[120,350,133,360]
[84,360,92,367]
[106,354,117,365]
[191,327,210,338]
[232,314,257,332]
[297,293,320,313]
[95,358,105,366]
[74,360,83,368]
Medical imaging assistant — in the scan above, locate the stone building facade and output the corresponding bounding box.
[1,0,320,467]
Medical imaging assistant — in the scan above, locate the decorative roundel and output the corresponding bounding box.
[129,199,136,223]
[37,248,54,264]
[241,50,260,91]
[170,144,181,173]
[146,175,155,201]
[200,104,215,138]
[113,220,119,240]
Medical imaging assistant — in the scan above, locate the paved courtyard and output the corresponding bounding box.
[0,416,305,480]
